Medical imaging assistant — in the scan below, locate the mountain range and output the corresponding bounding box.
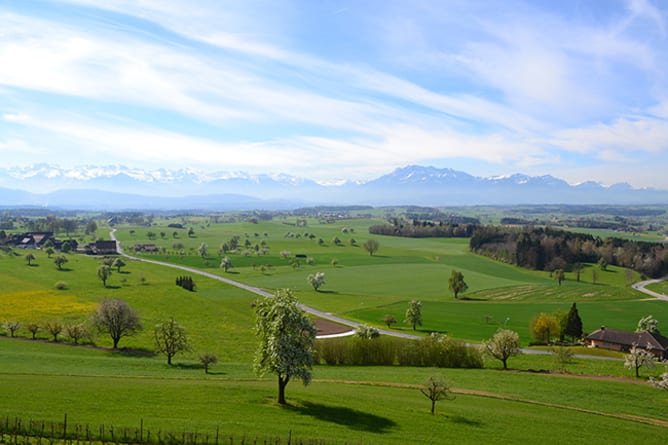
[1,164,667,210]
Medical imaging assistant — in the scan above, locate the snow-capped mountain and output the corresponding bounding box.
[0,164,666,210]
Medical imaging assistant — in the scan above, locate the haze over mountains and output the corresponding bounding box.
[1,164,667,210]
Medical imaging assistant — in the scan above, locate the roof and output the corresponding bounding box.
[586,328,668,351]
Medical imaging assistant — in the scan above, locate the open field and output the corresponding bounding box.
[1,338,667,445]
[2,216,668,443]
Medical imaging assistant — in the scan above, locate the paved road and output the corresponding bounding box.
[110,230,419,340]
[632,276,668,301]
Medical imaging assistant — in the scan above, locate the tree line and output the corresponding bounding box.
[369,219,477,238]
[469,226,668,278]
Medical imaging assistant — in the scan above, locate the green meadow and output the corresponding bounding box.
[2,216,668,443]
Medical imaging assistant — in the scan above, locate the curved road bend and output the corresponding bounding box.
[110,230,418,340]
[632,276,668,301]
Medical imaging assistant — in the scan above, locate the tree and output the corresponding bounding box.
[93,298,142,349]
[573,263,583,282]
[636,315,660,334]
[112,258,126,273]
[382,315,397,329]
[154,318,190,365]
[61,219,78,238]
[27,322,40,339]
[61,240,72,254]
[45,247,55,258]
[198,243,208,257]
[591,267,598,284]
[85,220,98,236]
[530,312,560,344]
[554,269,565,286]
[363,239,380,256]
[564,303,583,342]
[65,323,89,344]
[45,321,63,342]
[355,324,380,339]
[307,272,326,291]
[220,256,233,272]
[483,329,521,369]
[4,321,21,337]
[97,265,112,287]
[650,365,668,391]
[253,289,317,405]
[54,255,68,270]
[199,353,218,374]
[405,299,422,331]
[624,343,656,378]
[420,374,455,415]
[188,227,195,238]
[448,270,468,299]
[25,253,36,266]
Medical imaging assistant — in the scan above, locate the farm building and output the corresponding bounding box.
[586,327,668,359]
[83,240,118,255]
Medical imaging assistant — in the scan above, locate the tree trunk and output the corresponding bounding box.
[430,400,435,415]
[502,358,507,369]
[167,354,172,365]
[112,337,119,349]
[278,375,290,405]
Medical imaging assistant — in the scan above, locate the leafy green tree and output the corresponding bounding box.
[253,289,317,405]
[93,298,142,349]
[564,303,583,341]
[405,299,422,331]
[61,241,72,254]
[624,344,656,378]
[307,272,326,291]
[97,265,112,287]
[636,315,660,334]
[54,255,68,270]
[448,270,468,299]
[154,318,190,365]
[483,329,521,369]
[45,247,55,258]
[363,239,380,256]
[420,374,455,415]
[530,312,560,344]
[85,220,98,236]
[112,258,126,273]
[25,252,36,266]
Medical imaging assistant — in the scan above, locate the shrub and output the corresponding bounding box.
[54,281,68,290]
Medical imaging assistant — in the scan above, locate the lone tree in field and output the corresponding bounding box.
[624,343,656,378]
[483,329,521,370]
[25,252,36,266]
[405,299,422,331]
[382,314,397,329]
[448,270,468,299]
[93,298,142,349]
[199,353,219,374]
[154,318,190,365]
[253,289,317,405]
[363,239,380,256]
[530,312,560,344]
[220,256,233,272]
[564,303,583,342]
[54,254,69,270]
[112,258,126,273]
[420,374,455,415]
[97,265,112,287]
[307,272,326,291]
[554,269,565,286]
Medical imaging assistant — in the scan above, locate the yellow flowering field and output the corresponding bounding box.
[0,290,97,322]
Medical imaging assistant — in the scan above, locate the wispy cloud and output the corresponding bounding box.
[1,0,667,188]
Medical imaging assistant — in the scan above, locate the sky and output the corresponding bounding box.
[1,0,668,188]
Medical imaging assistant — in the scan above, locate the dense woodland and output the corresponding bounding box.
[369,219,478,238]
[470,226,668,278]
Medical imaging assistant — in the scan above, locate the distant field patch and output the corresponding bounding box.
[2,290,96,321]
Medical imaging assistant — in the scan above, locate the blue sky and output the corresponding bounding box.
[1,0,667,187]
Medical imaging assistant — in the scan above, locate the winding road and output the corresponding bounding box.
[110,230,668,347]
[110,230,417,339]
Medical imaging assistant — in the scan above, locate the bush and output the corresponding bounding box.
[54,281,68,290]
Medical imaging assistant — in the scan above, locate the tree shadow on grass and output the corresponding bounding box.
[317,290,339,295]
[292,402,396,433]
[445,414,483,427]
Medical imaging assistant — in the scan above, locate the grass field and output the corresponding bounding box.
[2,216,668,443]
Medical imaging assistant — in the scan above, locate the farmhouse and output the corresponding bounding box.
[586,327,668,359]
[83,240,118,255]
[10,231,56,249]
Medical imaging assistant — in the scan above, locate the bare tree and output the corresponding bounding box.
[65,323,89,344]
[154,318,190,365]
[26,322,40,339]
[382,315,397,329]
[5,321,21,337]
[363,239,380,256]
[45,321,63,342]
[92,298,142,349]
[199,353,219,374]
[420,374,455,415]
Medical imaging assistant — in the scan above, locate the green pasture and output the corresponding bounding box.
[0,338,667,445]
